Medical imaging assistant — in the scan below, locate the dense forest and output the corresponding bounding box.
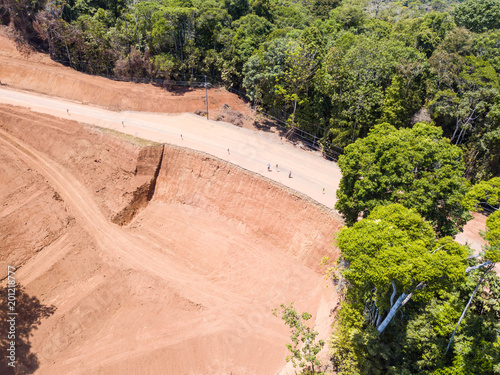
[1,0,500,373]
[2,0,500,181]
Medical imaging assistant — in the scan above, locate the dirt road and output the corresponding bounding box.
[0,87,342,210]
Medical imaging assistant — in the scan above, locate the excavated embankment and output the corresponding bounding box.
[0,103,341,374]
[0,27,250,116]
[153,146,342,270]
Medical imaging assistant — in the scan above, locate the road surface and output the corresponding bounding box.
[0,86,342,211]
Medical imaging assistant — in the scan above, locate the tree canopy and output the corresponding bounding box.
[331,204,500,375]
[335,122,471,237]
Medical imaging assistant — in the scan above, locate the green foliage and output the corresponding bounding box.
[474,30,500,74]
[463,177,500,212]
[380,74,424,128]
[330,0,368,31]
[416,12,455,57]
[273,303,325,373]
[486,210,500,249]
[338,204,467,312]
[453,0,500,33]
[335,123,471,236]
[323,36,427,146]
[438,27,473,56]
[463,177,500,262]
[223,0,250,20]
[312,0,340,19]
[330,205,500,375]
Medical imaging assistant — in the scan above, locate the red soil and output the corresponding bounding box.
[0,28,342,374]
[0,102,341,374]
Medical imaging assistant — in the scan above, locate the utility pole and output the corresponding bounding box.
[204,75,209,120]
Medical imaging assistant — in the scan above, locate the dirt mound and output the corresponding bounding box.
[0,27,252,122]
[0,104,341,374]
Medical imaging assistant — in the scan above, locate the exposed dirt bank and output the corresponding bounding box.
[0,27,252,120]
[0,104,341,374]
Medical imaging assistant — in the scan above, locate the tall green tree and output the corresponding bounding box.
[453,0,500,33]
[331,203,500,375]
[335,122,472,236]
[428,55,500,180]
[337,204,468,333]
[323,36,426,146]
[330,204,475,374]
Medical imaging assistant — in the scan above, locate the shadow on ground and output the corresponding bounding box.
[0,284,56,374]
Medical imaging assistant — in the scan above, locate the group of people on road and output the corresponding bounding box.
[268,163,292,178]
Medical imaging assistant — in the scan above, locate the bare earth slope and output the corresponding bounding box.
[0,104,341,374]
[0,27,250,116]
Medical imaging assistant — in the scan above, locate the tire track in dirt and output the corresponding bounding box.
[0,128,256,309]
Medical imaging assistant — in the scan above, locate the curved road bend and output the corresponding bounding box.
[0,86,342,210]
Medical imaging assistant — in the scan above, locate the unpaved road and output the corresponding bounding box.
[0,87,342,210]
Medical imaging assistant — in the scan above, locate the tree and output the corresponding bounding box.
[428,55,500,181]
[330,0,367,31]
[312,0,340,20]
[274,41,319,129]
[33,2,78,67]
[474,30,500,74]
[337,204,468,333]
[273,303,325,374]
[429,56,499,145]
[415,12,455,57]
[335,122,472,237]
[464,177,500,213]
[242,37,288,107]
[322,36,427,147]
[223,0,249,21]
[250,0,275,22]
[220,13,273,87]
[379,73,424,128]
[0,0,47,45]
[330,204,476,374]
[453,0,500,33]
